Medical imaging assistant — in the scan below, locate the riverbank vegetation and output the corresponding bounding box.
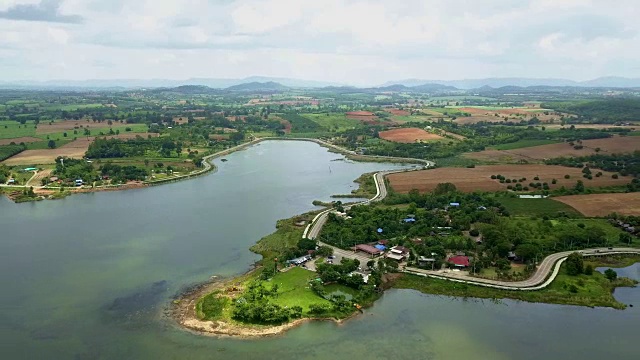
[394,255,639,309]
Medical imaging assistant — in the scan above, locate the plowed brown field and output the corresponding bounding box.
[379,128,443,143]
[465,136,640,162]
[553,193,640,216]
[387,165,629,193]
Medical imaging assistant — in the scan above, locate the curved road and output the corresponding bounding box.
[305,170,640,291]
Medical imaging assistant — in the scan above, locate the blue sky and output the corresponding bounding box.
[0,0,638,85]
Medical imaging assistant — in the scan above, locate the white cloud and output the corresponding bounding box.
[0,0,639,84]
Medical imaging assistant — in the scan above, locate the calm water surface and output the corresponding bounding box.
[1,141,638,360]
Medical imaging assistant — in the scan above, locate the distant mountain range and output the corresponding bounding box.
[380,76,640,89]
[0,76,343,90]
[1,76,639,90]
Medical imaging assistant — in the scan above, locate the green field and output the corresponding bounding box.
[264,267,332,311]
[391,115,433,123]
[498,197,582,217]
[43,103,104,111]
[0,121,37,139]
[302,113,362,131]
[490,139,560,150]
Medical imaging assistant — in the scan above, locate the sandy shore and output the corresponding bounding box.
[167,267,354,338]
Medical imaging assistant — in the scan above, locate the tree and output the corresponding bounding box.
[573,180,585,193]
[47,140,56,149]
[565,252,584,276]
[604,268,617,282]
[515,243,538,263]
[316,245,333,257]
[297,238,316,252]
[433,182,457,195]
[584,264,594,275]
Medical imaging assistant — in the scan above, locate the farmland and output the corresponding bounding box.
[2,133,160,165]
[553,193,640,216]
[466,136,640,162]
[300,113,362,131]
[387,165,629,193]
[378,128,443,143]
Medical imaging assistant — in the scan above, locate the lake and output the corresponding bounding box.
[1,140,638,360]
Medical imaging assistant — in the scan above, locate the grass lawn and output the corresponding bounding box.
[498,197,582,217]
[0,121,37,139]
[490,139,560,150]
[249,214,315,261]
[394,259,638,309]
[302,113,362,131]
[264,267,332,312]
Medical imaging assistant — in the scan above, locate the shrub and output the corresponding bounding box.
[490,175,497,179]
[469,229,480,237]
[612,174,619,179]
[552,179,557,184]
[564,175,571,179]
[584,264,594,275]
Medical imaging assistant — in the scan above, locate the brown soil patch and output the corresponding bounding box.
[0,137,42,145]
[2,133,157,165]
[387,165,629,193]
[379,128,443,143]
[543,124,638,130]
[173,116,189,125]
[465,136,640,162]
[553,193,640,217]
[36,120,126,135]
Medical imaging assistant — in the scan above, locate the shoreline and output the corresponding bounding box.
[168,266,354,338]
[1,137,429,203]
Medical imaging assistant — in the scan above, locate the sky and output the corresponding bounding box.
[0,0,639,86]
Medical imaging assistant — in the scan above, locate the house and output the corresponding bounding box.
[403,218,416,223]
[75,179,84,186]
[387,246,410,261]
[447,255,470,268]
[374,244,387,251]
[377,240,389,246]
[507,251,518,260]
[49,176,59,182]
[8,178,15,184]
[418,256,436,267]
[354,244,382,257]
[449,202,460,207]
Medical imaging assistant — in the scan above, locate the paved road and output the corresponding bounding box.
[404,248,640,290]
[304,166,640,291]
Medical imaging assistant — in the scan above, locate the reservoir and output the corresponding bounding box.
[1,140,638,360]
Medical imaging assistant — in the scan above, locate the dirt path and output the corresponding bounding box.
[26,169,52,187]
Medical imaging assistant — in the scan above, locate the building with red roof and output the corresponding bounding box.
[447,255,470,268]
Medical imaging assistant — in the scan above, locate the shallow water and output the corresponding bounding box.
[1,140,638,360]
